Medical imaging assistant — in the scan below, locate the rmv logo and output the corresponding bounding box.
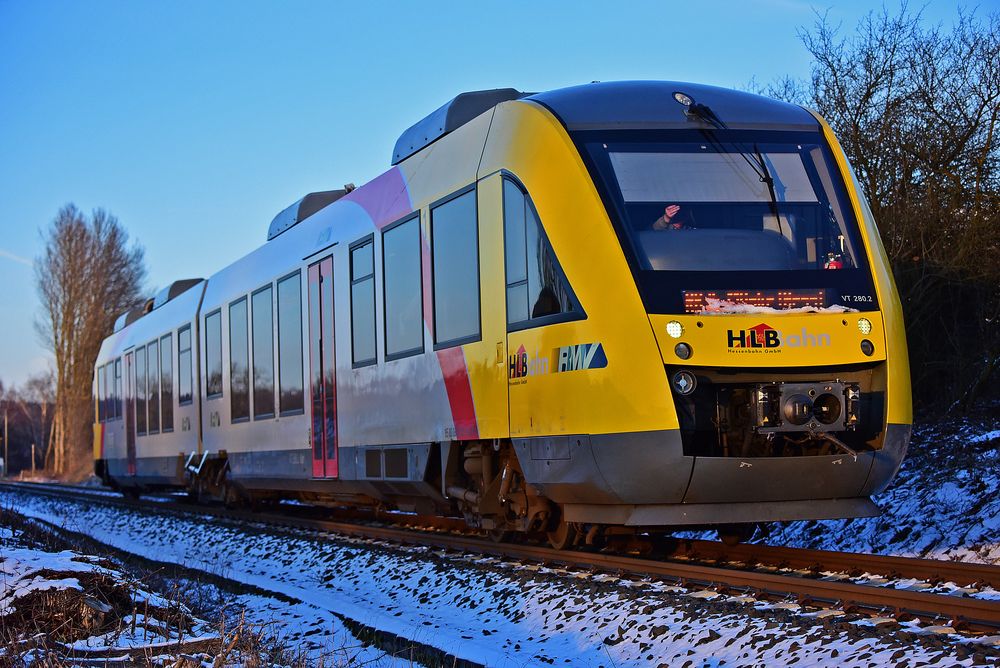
[557,342,608,372]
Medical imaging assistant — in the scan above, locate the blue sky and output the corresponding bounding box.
[0,0,968,386]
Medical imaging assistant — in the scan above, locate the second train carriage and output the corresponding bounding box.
[94,81,912,545]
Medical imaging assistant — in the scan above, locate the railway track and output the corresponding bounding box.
[3,480,999,634]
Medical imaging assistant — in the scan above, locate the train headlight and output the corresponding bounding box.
[860,339,875,356]
[857,318,872,335]
[671,370,697,395]
[666,321,684,338]
[674,342,692,360]
[673,91,693,106]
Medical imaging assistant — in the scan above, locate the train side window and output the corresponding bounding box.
[502,178,582,329]
[114,358,122,420]
[136,345,147,436]
[160,333,173,432]
[104,364,112,422]
[382,214,423,360]
[147,339,160,435]
[178,326,193,405]
[229,297,250,422]
[431,188,480,347]
[96,366,105,423]
[277,271,304,415]
[205,310,223,398]
[252,285,275,419]
[350,238,377,366]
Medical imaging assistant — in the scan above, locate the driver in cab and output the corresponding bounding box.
[652,204,694,230]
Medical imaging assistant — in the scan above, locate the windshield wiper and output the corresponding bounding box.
[685,100,784,237]
[753,144,784,237]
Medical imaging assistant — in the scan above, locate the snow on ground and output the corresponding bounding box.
[3,491,998,667]
[759,414,1000,564]
[0,525,220,664]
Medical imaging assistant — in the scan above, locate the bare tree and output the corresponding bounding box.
[17,370,56,471]
[36,205,146,479]
[755,5,1000,410]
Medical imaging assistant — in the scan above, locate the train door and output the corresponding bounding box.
[308,257,338,478]
[124,350,136,476]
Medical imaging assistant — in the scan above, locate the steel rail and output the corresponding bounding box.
[3,481,999,632]
[664,539,1000,589]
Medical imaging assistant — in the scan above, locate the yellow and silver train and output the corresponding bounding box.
[94,81,911,546]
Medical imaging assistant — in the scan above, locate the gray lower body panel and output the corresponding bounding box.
[563,497,880,526]
[516,426,909,525]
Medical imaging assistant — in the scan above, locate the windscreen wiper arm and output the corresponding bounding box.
[753,144,784,237]
[686,101,784,237]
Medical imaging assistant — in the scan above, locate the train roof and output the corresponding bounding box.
[526,80,818,131]
[391,88,529,165]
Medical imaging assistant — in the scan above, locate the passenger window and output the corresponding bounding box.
[503,179,580,327]
[205,311,223,398]
[229,297,250,422]
[136,346,147,436]
[147,339,160,434]
[178,326,193,405]
[383,215,423,359]
[277,272,304,415]
[160,333,173,432]
[431,189,480,346]
[350,239,376,365]
[114,358,122,420]
[97,367,105,423]
[104,364,112,422]
[252,285,275,419]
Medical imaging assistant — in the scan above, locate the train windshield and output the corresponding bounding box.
[580,130,878,313]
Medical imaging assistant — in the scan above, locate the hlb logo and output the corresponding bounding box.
[509,345,528,379]
[508,344,549,381]
[726,323,832,352]
[727,323,780,349]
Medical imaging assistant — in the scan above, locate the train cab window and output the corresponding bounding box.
[136,345,147,436]
[502,179,581,328]
[252,285,275,419]
[229,297,250,422]
[277,272,304,415]
[350,238,377,366]
[147,339,160,434]
[160,333,173,432]
[382,215,423,359]
[205,310,223,398]
[114,358,122,420]
[431,188,480,347]
[178,326,193,405]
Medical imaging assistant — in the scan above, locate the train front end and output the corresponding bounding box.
[504,82,911,531]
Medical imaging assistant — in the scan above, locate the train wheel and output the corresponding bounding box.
[547,520,578,550]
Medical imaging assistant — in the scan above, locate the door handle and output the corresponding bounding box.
[496,342,504,366]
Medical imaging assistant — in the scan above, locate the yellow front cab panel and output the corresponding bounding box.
[480,100,678,437]
[649,312,887,367]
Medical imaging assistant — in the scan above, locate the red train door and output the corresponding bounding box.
[124,351,136,475]
[308,257,338,478]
